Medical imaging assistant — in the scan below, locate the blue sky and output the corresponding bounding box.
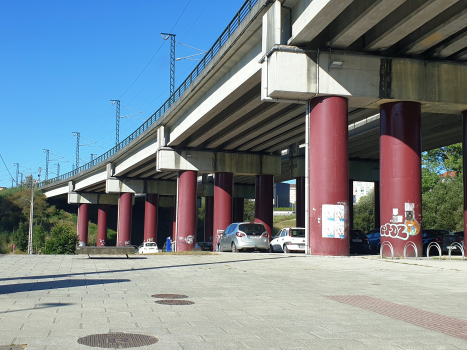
[0,0,247,187]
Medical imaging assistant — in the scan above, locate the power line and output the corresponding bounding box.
[0,154,15,184]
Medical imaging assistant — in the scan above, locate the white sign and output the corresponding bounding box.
[322,204,345,239]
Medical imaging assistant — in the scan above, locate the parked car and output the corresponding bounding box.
[217,222,269,252]
[138,242,159,254]
[453,231,464,248]
[349,229,371,254]
[195,242,213,251]
[423,229,462,255]
[366,229,381,253]
[270,227,306,253]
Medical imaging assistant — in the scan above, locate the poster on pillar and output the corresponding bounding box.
[322,204,345,239]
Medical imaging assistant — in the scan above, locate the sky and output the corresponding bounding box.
[0,0,248,188]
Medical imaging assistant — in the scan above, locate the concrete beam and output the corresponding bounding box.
[68,193,120,205]
[403,7,467,55]
[197,182,255,199]
[106,178,177,195]
[263,49,467,113]
[159,196,175,208]
[432,31,467,59]
[157,149,281,175]
[113,137,158,177]
[43,184,69,198]
[349,160,379,182]
[74,169,107,192]
[364,0,457,52]
[288,0,354,46]
[329,0,406,50]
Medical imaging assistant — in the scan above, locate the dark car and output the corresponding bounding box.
[422,229,462,255]
[366,229,381,253]
[195,242,213,251]
[350,229,371,254]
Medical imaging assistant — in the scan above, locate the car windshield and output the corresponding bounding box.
[291,229,305,237]
[146,242,157,247]
[239,224,266,235]
[350,230,365,238]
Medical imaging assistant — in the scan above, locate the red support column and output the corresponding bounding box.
[77,203,89,246]
[309,96,349,256]
[144,194,159,243]
[204,196,214,243]
[176,171,197,251]
[462,110,467,243]
[213,172,233,250]
[296,177,305,227]
[117,193,133,246]
[255,175,273,239]
[380,102,422,257]
[374,181,380,229]
[171,202,176,242]
[233,197,244,223]
[97,204,108,246]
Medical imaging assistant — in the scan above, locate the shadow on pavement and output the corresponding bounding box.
[0,255,292,282]
[0,279,130,295]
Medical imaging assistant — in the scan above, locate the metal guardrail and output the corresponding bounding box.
[448,242,465,260]
[380,241,394,259]
[403,241,418,259]
[426,242,441,259]
[38,0,260,188]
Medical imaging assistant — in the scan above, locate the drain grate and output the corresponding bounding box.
[77,332,158,348]
[151,293,188,299]
[155,299,194,305]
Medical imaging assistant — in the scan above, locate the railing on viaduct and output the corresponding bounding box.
[38,0,259,188]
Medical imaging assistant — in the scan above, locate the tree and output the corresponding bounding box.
[422,176,463,232]
[353,190,375,233]
[244,199,255,222]
[43,224,78,254]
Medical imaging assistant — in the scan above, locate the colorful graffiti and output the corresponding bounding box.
[381,219,420,241]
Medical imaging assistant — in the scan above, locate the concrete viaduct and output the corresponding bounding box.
[39,0,467,257]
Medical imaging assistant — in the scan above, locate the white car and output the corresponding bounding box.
[270,228,306,253]
[138,242,159,254]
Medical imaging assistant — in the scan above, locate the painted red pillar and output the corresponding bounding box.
[374,181,380,229]
[462,111,467,243]
[296,177,305,227]
[380,102,422,257]
[117,193,133,246]
[144,194,158,243]
[97,204,108,246]
[255,175,273,239]
[213,172,233,250]
[77,203,89,246]
[204,196,214,243]
[309,96,349,256]
[171,202,176,242]
[233,197,244,223]
[176,171,197,251]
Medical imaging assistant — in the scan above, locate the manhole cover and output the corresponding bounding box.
[151,294,188,299]
[77,332,158,348]
[155,299,194,305]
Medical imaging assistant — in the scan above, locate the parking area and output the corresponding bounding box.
[1,253,467,350]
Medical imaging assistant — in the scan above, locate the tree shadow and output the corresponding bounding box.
[0,302,75,314]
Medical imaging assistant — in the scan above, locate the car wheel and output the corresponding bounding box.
[283,244,290,254]
[231,242,238,253]
[269,245,274,253]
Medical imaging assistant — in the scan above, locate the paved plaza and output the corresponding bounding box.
[1,253,467,350]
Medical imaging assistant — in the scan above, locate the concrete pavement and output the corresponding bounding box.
[1,253,467,350]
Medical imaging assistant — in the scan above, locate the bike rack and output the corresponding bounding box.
[448,242,465,260]
[426,242,441,260]
[403,241,418,259]
[380,241,394,259]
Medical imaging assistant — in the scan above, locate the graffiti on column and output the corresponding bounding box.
[178,235,194,244]
[124,240,131,246]
[381,203,420,240]
[99,239,106,246]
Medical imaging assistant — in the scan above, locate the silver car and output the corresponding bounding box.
[217,222,269,252]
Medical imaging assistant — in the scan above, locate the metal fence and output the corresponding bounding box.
[38,0,259,188]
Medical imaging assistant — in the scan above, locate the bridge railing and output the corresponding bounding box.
[38,0,259,188]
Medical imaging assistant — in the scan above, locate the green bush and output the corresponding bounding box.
[42,224,78,254]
